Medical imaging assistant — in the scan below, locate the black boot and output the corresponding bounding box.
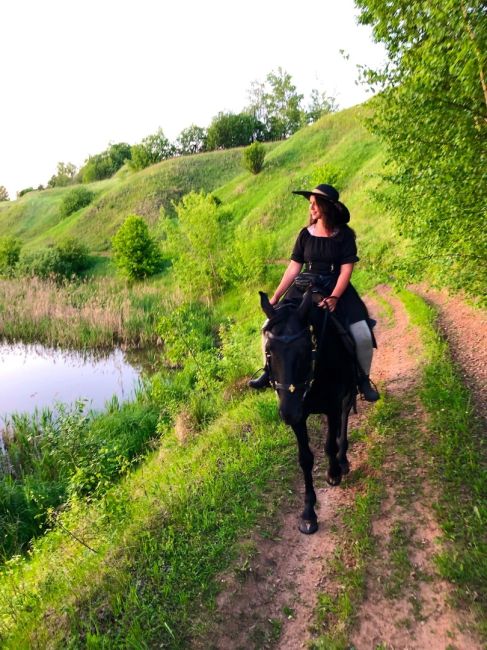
[358,375,380,402]
[248,367,270,390]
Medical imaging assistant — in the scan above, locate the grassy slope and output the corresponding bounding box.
[0,105,427,646]
[0,148,252,253]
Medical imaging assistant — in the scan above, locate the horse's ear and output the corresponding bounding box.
[296,289,312,322]
[259,291,275,318]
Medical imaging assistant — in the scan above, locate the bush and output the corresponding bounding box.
[17,239,90,280]
[17,187,34,198]
[0,236,22,275]
[60,187,94,217]
[112,215,162,280]
[243,141,266,174]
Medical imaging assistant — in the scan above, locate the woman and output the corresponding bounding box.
[249,183,380,401]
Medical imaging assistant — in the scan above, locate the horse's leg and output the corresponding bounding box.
[337,396,352,475]
[292,420,318,534]
[324,408,343,486]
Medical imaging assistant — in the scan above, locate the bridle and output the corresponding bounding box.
[265,325,319,399]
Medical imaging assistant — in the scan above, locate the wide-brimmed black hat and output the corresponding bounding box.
[292,183,350,224]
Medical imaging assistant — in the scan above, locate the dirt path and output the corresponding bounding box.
[350,286,483,650]
[412,284,487,427]
[199,285,484,650]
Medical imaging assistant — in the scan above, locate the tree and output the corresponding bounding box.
[264,67,305,139]
[0,186,10,201]
[306,89,338,123]
[47,162,77,188]
[175,125,207,155]
[112,215,162,280]
[80,143,131,183]
[129,128,175,171]
[243,141,266,174]
[355,0,487,296]
[246,68,305,140]
[206,112,264,150]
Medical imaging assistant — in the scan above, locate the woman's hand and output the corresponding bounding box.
[318,295,339,312]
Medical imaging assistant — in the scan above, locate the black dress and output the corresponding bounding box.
[284,225,370,326]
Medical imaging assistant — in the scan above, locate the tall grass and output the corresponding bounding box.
[0,399,159,560]
[0,276,165,348]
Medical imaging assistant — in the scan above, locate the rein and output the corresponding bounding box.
[266,308,329,398]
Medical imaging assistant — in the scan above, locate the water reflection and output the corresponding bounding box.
[0,341,157,420]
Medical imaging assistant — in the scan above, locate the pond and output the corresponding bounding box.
[0,340,158,422]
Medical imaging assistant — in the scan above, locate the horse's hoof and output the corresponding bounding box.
[299,519,318,535]
[339,459,350,475]
[325,469,342,486]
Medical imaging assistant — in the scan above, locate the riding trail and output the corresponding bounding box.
[195,283,486,650]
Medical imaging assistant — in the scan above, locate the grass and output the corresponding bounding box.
[0,393,298,648]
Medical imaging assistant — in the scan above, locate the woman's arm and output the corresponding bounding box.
[270,260,303,305]
[319,263,354,312]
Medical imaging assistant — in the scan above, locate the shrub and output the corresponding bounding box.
[60,186,94,217]
[112,215,162,280]
[162,192,228,303]
[243,141,266,174]
[17,239,90,280]
[17,187,34,198]
[0,236,22,275]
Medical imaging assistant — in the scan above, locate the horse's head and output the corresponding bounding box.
[260,290,315,426]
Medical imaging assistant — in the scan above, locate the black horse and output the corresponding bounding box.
[259,289,356,534]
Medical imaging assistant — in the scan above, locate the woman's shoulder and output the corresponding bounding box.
[338,225,356,241]
[295,226,311,240]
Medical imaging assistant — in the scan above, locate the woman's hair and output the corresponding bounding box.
[308,195,341,228]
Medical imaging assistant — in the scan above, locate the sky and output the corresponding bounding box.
[0,0,385,200]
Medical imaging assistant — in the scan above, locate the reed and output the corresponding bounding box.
[0,277,165,348]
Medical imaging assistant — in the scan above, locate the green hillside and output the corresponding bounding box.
[0,147,252,252]
[0,104,403,280]
[3,104,483,648]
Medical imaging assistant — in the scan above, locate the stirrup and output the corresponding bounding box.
[248,367,270,390]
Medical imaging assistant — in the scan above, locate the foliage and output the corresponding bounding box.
[129,128,175,171]
[175,124,207,155]
[17,239,90,280]
[306,88,338,123]
[80,142,132,182]
[355,0,487,298]
[0,400,158,558]
[247,67,305,139]
[47,162,78,188]
[112,215,162,280]
[162,191,228,303]
[157,302,215,368]
[206,112,265,150]
[243,141,266,174]
[17,187,34,198]
[0,185,9,201]
[0,237,22,275]
[60,186,94,217]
